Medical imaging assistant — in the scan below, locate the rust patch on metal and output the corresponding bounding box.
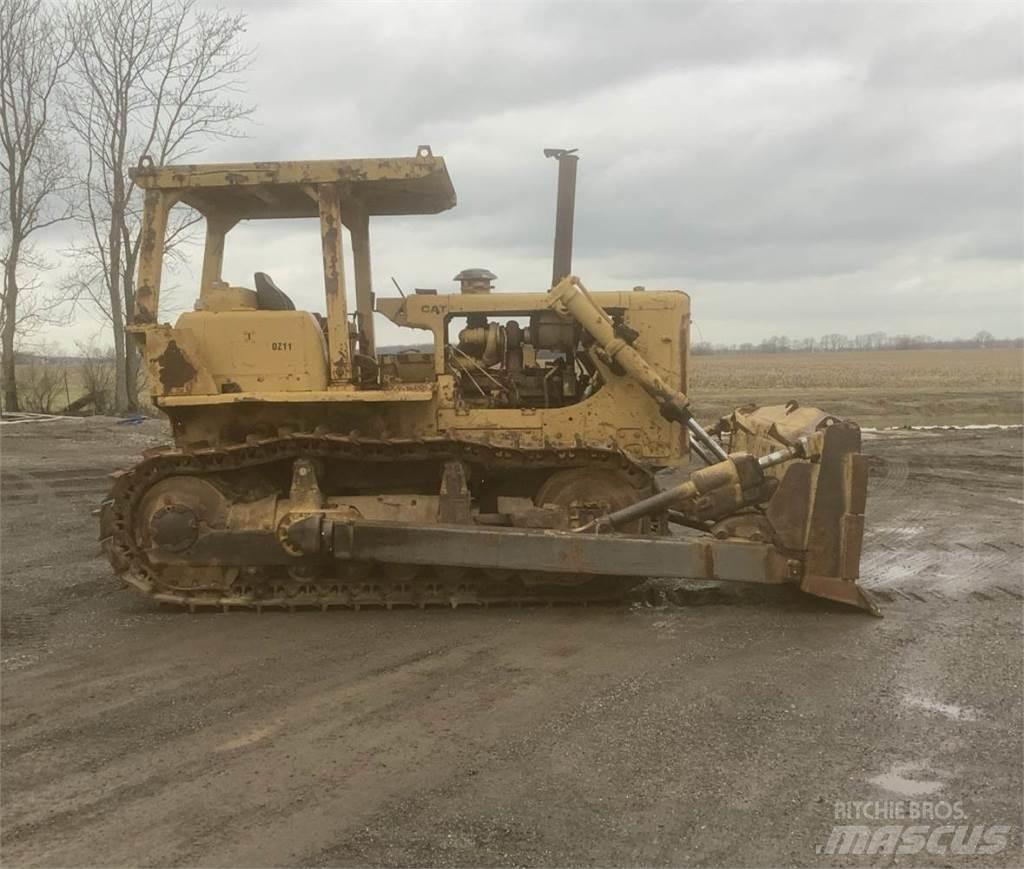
[321,218,340,296]
[333,351,349,380]
[335,166,370,182]
[158,340,198,390]
[134,301,156,324]
[703,540,716,579]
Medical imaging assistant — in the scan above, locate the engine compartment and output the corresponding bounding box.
[448,310,589,409]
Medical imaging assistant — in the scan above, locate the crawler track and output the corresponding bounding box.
[100,434,657,610]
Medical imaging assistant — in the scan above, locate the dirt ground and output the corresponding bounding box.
[1,416,1022,867]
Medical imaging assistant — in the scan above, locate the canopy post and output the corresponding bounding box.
[199,214,240,296]
[134,189,178,325]
[346,199,375,358]
[318,183,352,383]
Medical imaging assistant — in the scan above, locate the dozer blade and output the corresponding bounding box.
[723,406,879,615]
[798,424,878,615]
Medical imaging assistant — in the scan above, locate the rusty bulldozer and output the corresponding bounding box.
[100,146,877,614]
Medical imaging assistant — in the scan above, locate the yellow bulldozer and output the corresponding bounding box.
[100,146,877,614]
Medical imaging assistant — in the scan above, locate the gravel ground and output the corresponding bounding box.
[1,417,1021,867]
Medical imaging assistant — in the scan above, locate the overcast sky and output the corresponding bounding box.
[44,0,1023,350]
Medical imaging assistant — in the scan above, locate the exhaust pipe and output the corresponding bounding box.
[545,148,579,286]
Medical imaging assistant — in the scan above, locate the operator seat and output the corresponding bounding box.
[254,272,296,311]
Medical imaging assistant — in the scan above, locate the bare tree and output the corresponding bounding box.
[62,0,251,412]
[0,0,74,411]
[75,339,116,413]
[17,341,66,412]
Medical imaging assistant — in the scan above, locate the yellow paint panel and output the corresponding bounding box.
[175,310,329,393]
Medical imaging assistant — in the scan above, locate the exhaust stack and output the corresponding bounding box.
[545,148,579,286]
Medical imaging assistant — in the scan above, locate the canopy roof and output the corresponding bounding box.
[129,149,457,219]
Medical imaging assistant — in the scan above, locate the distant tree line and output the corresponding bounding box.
[691,330,1023,356]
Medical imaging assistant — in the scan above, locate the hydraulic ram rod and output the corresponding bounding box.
[549,276,728,462]
[577,441,814,533]
[686,417,728,463]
